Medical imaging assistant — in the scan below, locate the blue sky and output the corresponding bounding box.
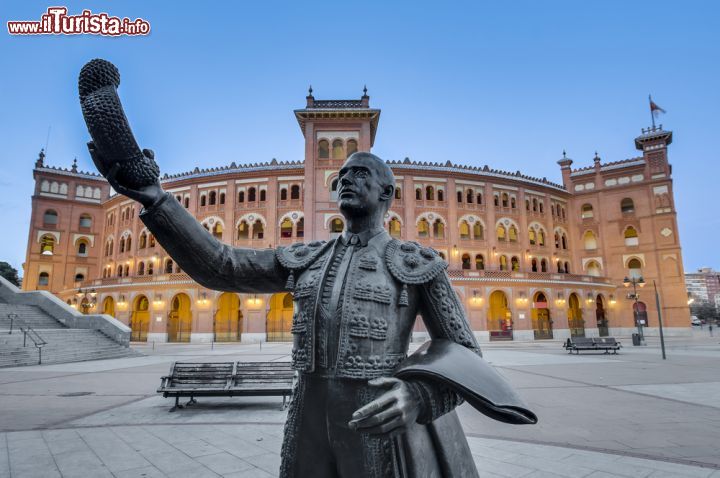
[1,1,718,275]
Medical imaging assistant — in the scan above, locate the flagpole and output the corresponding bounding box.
[649,94,656,128]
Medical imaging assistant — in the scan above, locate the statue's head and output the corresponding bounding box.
[337,152,395,219]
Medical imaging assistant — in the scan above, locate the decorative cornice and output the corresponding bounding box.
[34,166,105,182]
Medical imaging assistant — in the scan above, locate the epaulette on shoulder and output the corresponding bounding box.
[385,239,447,285]
[277,240,332,291]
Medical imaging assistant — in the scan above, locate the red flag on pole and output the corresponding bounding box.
[650,99,666,118]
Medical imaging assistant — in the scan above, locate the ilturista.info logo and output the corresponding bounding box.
[7,7,150,36]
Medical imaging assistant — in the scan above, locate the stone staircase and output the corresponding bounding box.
[0,304,140,368]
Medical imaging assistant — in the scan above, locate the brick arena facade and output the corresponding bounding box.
[22,92,691,342]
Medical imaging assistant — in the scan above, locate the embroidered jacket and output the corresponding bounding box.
[140,192,481,423]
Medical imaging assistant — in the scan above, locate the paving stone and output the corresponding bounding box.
[114,465,168,478]
[223,467,275,478]
[473,456,535,477]
[242,452,282,475]
[77,427,152,472]
[170,439,224,458]
[195,451,256,474]
[53,449,114,478]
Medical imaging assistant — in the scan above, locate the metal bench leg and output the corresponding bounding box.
[281,394,287,411]
[186,396,197,406]
[169,395,184,412]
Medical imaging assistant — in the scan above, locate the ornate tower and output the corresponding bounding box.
[294,88,381,240]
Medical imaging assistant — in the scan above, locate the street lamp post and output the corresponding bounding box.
[75,288,97,314]
[623,276,646,345]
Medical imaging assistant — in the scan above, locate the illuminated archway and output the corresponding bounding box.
[567,293,585,337]
[531,292,552,339]
[596,294,608,336]
[168,293,192,343]
[102,296,115,318]
[215,292,243,342]
[267,293,293,342]
[131,295,150,342]
[489,291,513,341]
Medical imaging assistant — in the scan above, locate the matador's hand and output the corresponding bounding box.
[88,141,164,209]
[348,377,421,435]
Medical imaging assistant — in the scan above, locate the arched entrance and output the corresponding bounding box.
[568,293,585,337]
[596,295,608,336]
[489,291,513,341]
[531,292,553,339]
[102,296,115,318]
[168,293,192,343]
[214,292,243,342]
[131,295,150,342]
[266,293,293,342]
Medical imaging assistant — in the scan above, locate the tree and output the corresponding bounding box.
[690,299,719,324]
[0,262,20,287]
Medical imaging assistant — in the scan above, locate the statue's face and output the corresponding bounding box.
[337,155,389,218]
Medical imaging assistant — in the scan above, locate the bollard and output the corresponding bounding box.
[152,340,155,351]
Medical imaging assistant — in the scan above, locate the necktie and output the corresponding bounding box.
[327,234,358,315]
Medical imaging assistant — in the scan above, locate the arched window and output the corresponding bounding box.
[260,190,266,201]
[139,232,147,249]
[290,185,300,200]
[628,258,643,278]
[526,199,530,211]
[494,195,499,207]
[280,218,293,238]
[509,225,518,242]
[395,187,402,200]
[510,197,516,209]
[149,235,156,247]
[330,218,344,234]
[332,139,344,159]
[346,139,358,157]
[77,241,88,256]
[237,220,249,240]
[459,221,470,239]
[220,192,226,204]
[117,265,124,278]
[432,219,445,239]
[147,262,154,276]
[238,191,245,203]
[561,234,567,249]
[126,236,132,251]
[165,259,173,274]
[40,235,55,255]
[119,237,126,253]
[539,202,544,213]
[318,139,329,159]
[437,189,444,202]
[415,188,422,200]
[79,214,92,228]
[138,262,145,276]
[388,218,401,239]
[499,255,508,271]
[209,191,217,205]
[252,220,264,239]
[461,254,471,270]
[297,218,304,238]
[475,254,484,270]
[248,188,256,202]
[531,258,538,272]
[529,229,536,245]
[200,195,207,207]
[502,193,509,207]
[621,198,635,214]
[583,231,598,250]
[532,198,538,212]
[555,232,560,249]
[280,188,288,201]
[624,226,639,246]
[551,205,555,216]
[458,191,464,203]
[418,218,430,238]
[557,260,563,273]
[511,256,520,271]
[473,222,483,240]
[540,258,547,272]
[497,225,506,241]
[538,229,545,246]
[581,204,594,219]
[564,262,570,274]
[43,209,58,225]
[425,186,434,201]
[212,223,223,239]
[586,260,601,277]
[466,189,473,203]
[38,272,49,286]
[330,179,339,201]
[184,197,190,208]
[476,193,482,204]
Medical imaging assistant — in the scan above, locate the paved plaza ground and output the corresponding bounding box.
[1,331,719,477]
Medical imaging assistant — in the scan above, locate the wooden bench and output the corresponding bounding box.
[563,337,621,354]
[157,361,295,411]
